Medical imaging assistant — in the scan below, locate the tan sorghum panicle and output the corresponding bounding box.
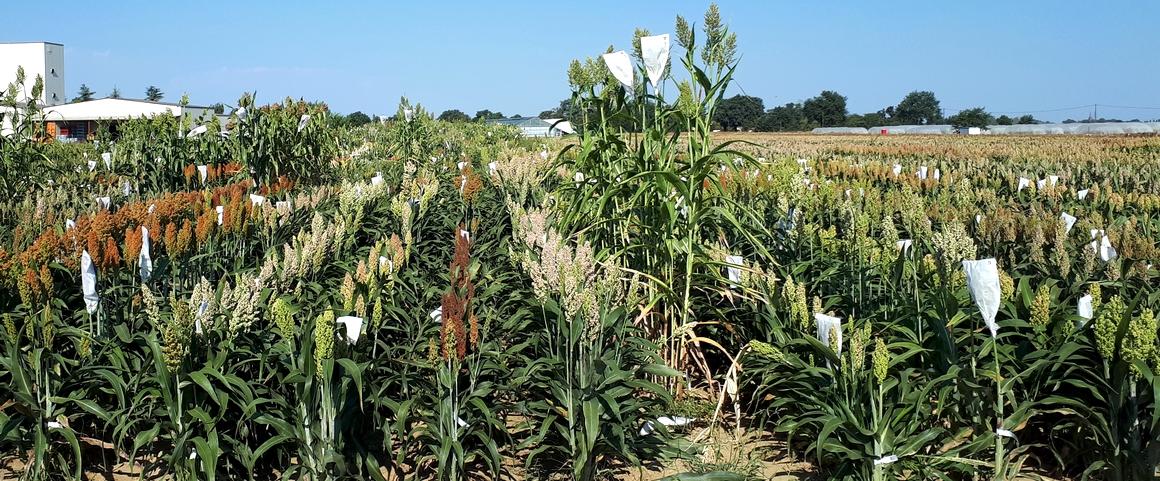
[340,273,356,312]
[190,277,216,330]
[1105,260,1122,282]
[1029,225,1047,270]
[141,284,162,327]
[355,294,367,319]
[356,260,369,285]
[1051,222,1071,281]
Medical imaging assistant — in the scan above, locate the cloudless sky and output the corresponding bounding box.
[5,1,1159,121]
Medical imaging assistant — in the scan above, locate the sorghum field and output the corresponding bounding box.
[3,6,1160,481]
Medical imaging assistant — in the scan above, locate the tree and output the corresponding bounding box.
[109,86,121,99]
[947,107,994,129]
[996,115,1013,125]
[845,111,889,128]
[210,102,226,114]
[346,111,372,127]
[438,109,470,122]
[894,91,942,125]
[473,110,505,121]
[802,90,847,127]
[714,94,764,131]
[73,84,94,102]
[145,86,164,102]
[1016,114,1037,125]
[756,103,809,132]
[538,99,575,120]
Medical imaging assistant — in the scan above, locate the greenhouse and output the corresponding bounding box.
[811,127,869,134]
[987,122,1158,135]
[866,124,955,135]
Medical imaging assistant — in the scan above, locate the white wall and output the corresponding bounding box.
[0,43,65,106]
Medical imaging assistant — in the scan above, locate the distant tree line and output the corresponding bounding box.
[710,90,1046,132]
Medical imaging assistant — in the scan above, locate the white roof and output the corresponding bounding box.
[40,98,215,121]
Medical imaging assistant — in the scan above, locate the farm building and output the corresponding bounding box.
[40,98,216,141]
[0,42,66,106]
[486,117,571,137]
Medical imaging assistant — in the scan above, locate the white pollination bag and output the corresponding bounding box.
[640,33,670,89]
[1077,189,1089,200]
[1099,236,1117,262]
[197,165,208,183]
[187,125,208,138]
[602,51,635,89]
[896,239,913,254]
[139,226,152,281]
[1077,294,1093,328]
[1060,212,1077,233]
[724,255,743,284]
[1017,177,1030,192]
[814,313,843,355]
[962,259,1001,337]
[249,194,266,206]
[297,114,311,132]
[81,250,99,314]
[215,205,224,225]
[336,316,364,344]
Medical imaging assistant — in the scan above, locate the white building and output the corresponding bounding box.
[486,117,572,137]
[0,42,65,106]
[41,98,216,141]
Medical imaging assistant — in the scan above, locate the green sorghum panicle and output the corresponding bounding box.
[880,214,899,247]
[78,335,91,359]
[827,325,841,356]
[4,313,16,341]
[873,338,889,384]
[849,322,869,371]
[1089,283,1102,311]
[999,270,1014,302]
[313,311,335,379]
[1030,284,1052,331]
[1095,295,1125,361]
[747,340,785,363]
[41,304,54,347]
[371,296,384,331]
[162,297,193,373]
[1123,308,1157,376]
[271,298,294,339]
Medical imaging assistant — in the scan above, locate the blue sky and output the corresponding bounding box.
[6,1,1159,121]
